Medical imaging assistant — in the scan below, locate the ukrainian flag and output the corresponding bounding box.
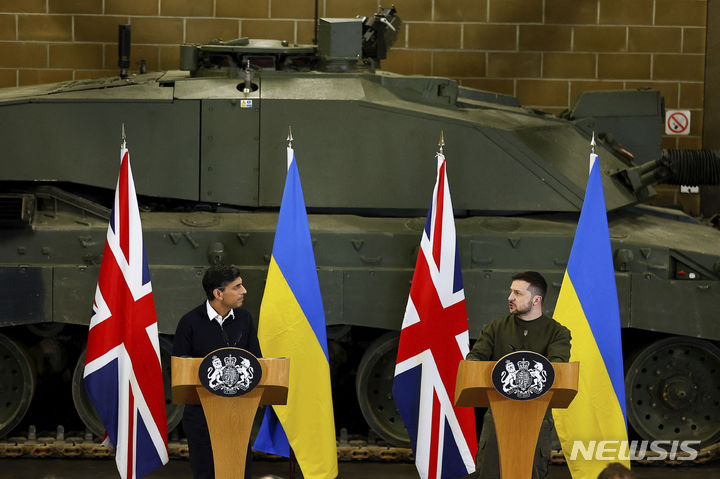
[552,153,629,478]
[252,146,338,478]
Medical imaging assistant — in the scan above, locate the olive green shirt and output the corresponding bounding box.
[466,313,571,362]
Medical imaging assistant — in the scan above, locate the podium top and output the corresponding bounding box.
[171,356,289,406]
[455,360,578,408]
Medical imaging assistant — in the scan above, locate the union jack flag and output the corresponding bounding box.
[84,142,169,479]
[393,152,477,479]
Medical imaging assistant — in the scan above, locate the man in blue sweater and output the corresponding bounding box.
[173,264,261,479]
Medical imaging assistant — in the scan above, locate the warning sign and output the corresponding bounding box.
[665,110,691,135]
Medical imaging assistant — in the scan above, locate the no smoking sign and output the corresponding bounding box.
[665,109,691,135]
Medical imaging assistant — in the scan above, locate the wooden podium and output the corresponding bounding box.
[455,360,579,479]
[172,356,290,479]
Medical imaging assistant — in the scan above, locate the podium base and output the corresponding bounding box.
[198,387,262,479]
[488,389,553,479]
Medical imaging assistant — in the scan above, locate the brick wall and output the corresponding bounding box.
[0,0,707,148]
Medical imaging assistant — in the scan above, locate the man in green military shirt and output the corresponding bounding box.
[466,271,571,479]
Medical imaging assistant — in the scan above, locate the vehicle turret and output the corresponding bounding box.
[178,5,400,77]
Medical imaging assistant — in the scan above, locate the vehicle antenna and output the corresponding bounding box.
[313,0,318,45]
[121,123,127,150]
[243,60,252,94]
[118,25,131,79]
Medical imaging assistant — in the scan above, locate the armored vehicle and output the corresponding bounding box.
[0,6,719,450]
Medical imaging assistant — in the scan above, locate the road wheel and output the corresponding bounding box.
[625,336,720,446]
[0,333,35,438]
[72,337,183,438]
[355,331,409,446]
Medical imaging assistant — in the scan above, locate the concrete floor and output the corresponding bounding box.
[0,459,717,479]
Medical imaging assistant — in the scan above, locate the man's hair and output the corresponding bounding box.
[202,264,242,301]
[511,271,547,299]
[597,462,633,479]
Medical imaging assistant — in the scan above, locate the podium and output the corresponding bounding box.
[455,360,579,479]
[172,356,289,479]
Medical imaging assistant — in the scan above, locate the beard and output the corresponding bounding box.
[509,298,533,315]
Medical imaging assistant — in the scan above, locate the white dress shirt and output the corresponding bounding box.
[205,300,234,326]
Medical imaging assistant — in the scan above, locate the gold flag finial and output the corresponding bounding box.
[437,130,445,155]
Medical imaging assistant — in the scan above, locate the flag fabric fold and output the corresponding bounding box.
[552,152,629,479]
[84,144,169,479]
[252,146,338,479]
[393,152,477,479]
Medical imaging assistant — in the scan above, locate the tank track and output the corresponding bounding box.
[1,426,718,466]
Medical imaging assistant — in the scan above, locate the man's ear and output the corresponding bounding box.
[213,288,223,300]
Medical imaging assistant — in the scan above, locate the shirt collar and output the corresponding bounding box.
[206,300,234,325]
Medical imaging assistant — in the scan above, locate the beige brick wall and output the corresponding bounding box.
[0,0,707,147]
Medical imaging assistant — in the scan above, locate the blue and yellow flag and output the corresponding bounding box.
[252,146,338,478]
[552,153,629,478]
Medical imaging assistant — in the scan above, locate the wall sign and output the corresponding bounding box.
[665,110,691,135]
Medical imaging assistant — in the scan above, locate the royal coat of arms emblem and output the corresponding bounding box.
[199,347,262,397]
[491,351,555,401]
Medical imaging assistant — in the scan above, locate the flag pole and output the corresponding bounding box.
[393,128,478,478]
[286,125,297,479]
[553,128,629,477]
[254,125,338,478]
[289,448,297,479]
[84,122,169,478]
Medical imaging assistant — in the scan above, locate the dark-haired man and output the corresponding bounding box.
[466,271,571,479]
[173,264,261,479]
[597,462,633,479]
